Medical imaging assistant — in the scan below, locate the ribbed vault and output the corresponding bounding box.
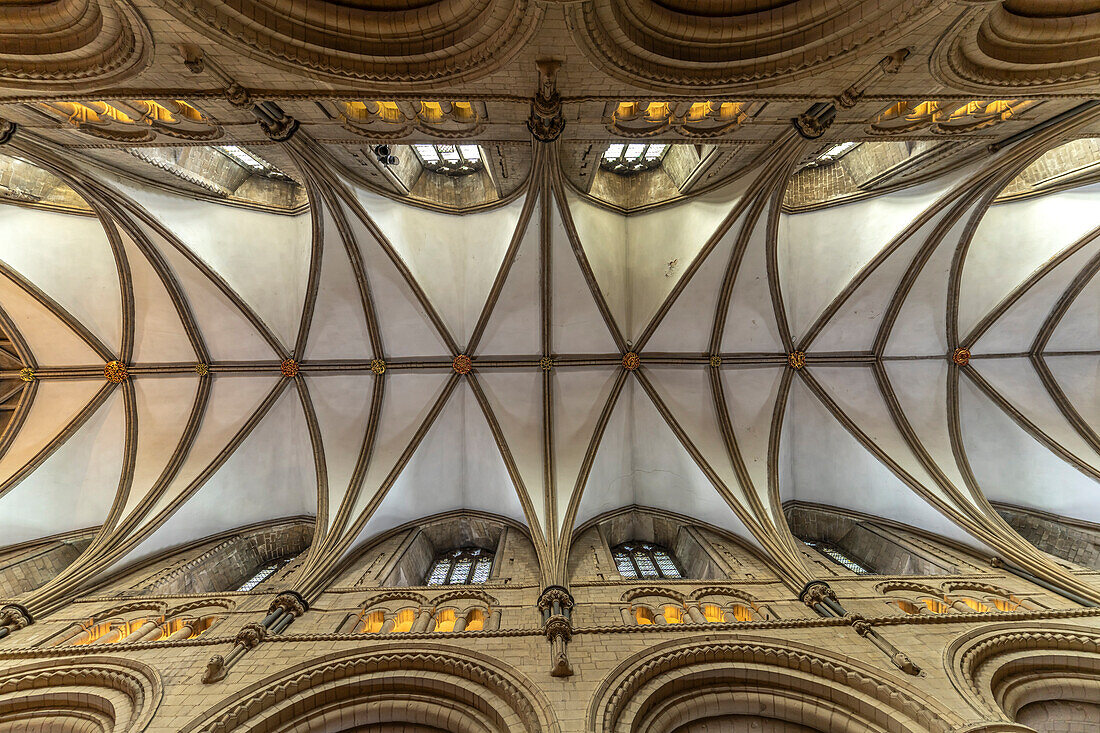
[0,104,1098,617]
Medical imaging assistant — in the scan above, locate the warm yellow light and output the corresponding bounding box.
[392,608,416,633]
[962,598,990,613]
[702,604,725,623]
[662,606,683,624]
[465,609,486,631]
[634,607,654,625]
[433,608,456,632]
[361,610,385,633]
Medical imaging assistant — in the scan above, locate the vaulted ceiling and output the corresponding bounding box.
[0,0,1099,611]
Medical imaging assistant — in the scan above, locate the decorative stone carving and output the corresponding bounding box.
[224,84,253,109]
[709,355,722,368]
[259,115,300,143]
[539,356,554,371]
[0,604,32,631]
[234,623,266,650]
[791,103,836,140]
[605,100,762,138]
[787,351,806,370]
[527,59,565,143]
[799,581,836,608]
[33,100,222,143]
[0,0,152,91]
[104,360,129,383]
[538,586,574,678]
[337,101,487,140]
[202,654,227,684]
[280,359,300,377]
[269,591,308,618]
[621,352,640,371]
[370,359,386,375]
[868,99,1038,136]
[194,363,210,377]
[18,368,34,383]
[452,354,473,375]
[0,120,15,146]
[953,347,971,366]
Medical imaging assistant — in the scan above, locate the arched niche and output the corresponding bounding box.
[947,623,1100,732]
[330,511,539,589]
[184,644,558,733]
[589,635,958,733]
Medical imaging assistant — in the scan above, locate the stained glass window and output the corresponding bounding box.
[600,142,667,174]
[805,540,872,575]
[425,547,494,585]
[413,144,482,175]
[611,542,682,579]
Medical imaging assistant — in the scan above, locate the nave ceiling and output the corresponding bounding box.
[0,0,1098,616]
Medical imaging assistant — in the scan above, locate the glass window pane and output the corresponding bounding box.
[653,550,680,578]
[458,144,480,160]
[634,553,659,578]
[471,557,492,583]
[414,144,439,162]
[237,562,280,591]
[427,559,451,585]
[614,552,637,578]
[603,143,625,160]
[450,557,473,584]
[438,145,460,163]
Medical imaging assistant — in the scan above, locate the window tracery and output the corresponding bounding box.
[413,144,483,176]
[425,547,494,585]
[600,143,667,174]
[612,542,682,579]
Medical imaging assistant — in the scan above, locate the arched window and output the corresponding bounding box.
[612,542,682,579]
[804,540,872,575]
[425,547,493,586]
[413,144,482,175]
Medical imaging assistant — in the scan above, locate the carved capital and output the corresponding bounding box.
[537,586,574,612]
[0,119,16,146]
[544,614,572,643]
[235,622,266,649]
[224,84,253,109]
[259,115,300,142]
[847,613,872,637]
[0,604,32,630]
[269,591,308,618]
[528,58,565,142]
[202,654,227,684]
[799,581,837,609]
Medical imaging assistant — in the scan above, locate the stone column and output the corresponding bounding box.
[686,605,706,624]
[411,609,433,633]
[537,586,574,677]
[166,622,196,641]
[126,620,165,643]
[379,617,396,634]
[452,614,468,633]
[336,614,361,634]
[487,609,501,630]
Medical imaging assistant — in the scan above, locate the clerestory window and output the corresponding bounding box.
[236,556,293,591]
[425,547,493,585]
[805,540,871,575]
[600,143,667,174]
[612,542,682,579]
[413,144,483,175]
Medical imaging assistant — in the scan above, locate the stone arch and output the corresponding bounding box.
[0,657,160,732]
[184,644,559,733]
[947,623,1100,729]
[589,635,959,733]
